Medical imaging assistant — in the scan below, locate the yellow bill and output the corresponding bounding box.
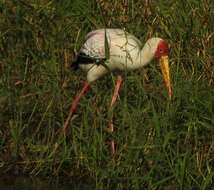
[159,55,172,102]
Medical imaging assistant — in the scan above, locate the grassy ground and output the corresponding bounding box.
[0,0,214,189]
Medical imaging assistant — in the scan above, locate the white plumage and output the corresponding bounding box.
[64,28,171,154]
[78,29,167,83]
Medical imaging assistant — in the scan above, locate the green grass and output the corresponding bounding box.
[0,0,214,189]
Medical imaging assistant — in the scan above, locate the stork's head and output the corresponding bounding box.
[155,40,169,58]
[148,38,171,101]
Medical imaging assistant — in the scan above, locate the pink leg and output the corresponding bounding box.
[109,76,122,154]
[63,82,89,131]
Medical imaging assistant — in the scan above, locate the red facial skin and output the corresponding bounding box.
[155,40,169,59]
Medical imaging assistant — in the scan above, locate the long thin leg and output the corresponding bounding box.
[63,82,89,131]
[109,76,122,154]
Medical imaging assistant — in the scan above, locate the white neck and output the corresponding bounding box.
[136,37,163,68]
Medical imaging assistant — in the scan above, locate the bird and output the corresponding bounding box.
[63,28,171,154]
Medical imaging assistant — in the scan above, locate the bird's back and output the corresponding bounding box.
[77,29,142,71]
[82,29,142,57]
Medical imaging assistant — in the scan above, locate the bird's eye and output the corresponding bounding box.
[159,48,163,53]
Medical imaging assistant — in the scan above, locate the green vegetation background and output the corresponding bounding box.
[0,0,214,189]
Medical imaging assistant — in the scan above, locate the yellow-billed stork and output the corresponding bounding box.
[63,28,171,154]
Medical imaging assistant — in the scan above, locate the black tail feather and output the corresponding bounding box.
[71,59,79,70]
[71,52,106,70]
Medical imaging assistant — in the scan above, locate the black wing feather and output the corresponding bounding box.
[71,52,106,70]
